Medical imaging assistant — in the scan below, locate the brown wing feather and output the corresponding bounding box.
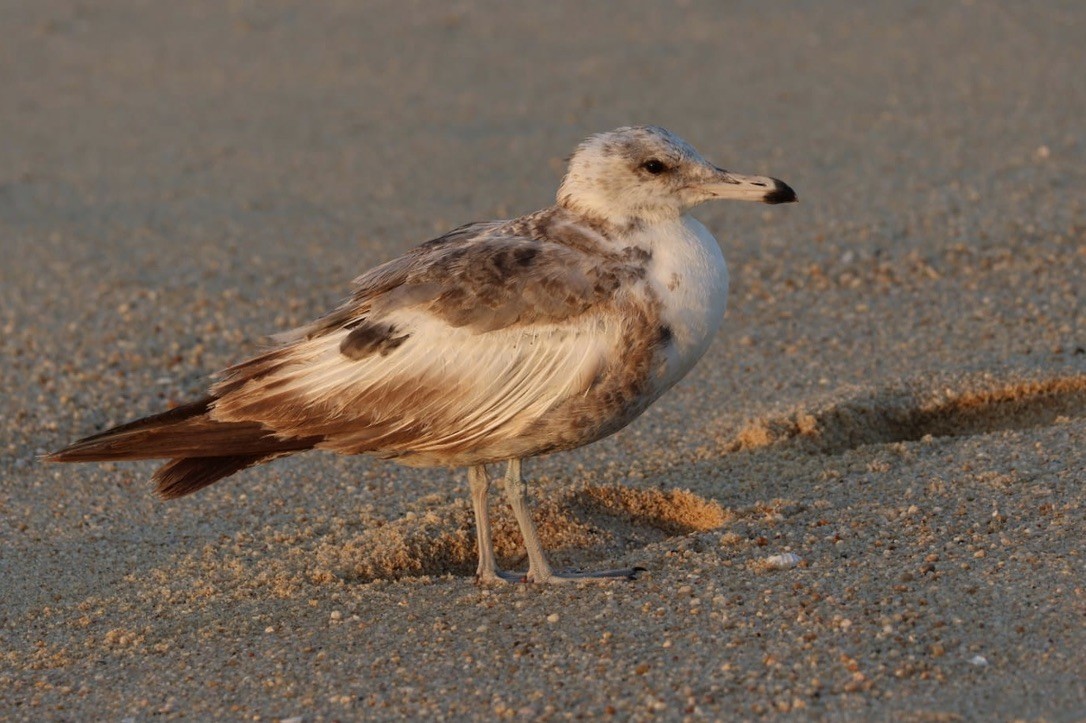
[207,209,652,464]
[48,396,320,462]
[154,455,267,499]
[253,211,633,345]
[49,208,655,488]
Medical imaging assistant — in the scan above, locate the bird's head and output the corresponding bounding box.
[557,125,796,225]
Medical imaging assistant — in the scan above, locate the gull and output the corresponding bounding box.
[49,126,796,584]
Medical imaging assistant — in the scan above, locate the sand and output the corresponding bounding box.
[2,1,1084,719]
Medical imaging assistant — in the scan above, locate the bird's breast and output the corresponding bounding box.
[639,216,729,390]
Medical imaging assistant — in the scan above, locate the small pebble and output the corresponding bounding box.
[765,552,802,570]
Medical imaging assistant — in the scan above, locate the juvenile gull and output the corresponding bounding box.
[49,126,796,584]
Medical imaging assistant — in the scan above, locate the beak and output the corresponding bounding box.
[701,168,797,205]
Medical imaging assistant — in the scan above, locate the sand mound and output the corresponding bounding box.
[731,375,1086,456]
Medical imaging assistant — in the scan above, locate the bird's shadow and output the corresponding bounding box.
[305,482,735,584]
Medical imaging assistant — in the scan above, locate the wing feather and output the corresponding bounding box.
[210,218,646,465]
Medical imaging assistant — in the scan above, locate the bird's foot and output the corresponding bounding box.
[476,567,645,585]
[475,569,530,585]
[530,566,646,584]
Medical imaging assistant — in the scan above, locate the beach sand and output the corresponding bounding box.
[2,1,1084,719]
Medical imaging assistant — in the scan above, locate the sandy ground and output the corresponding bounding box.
[2,1,1085,720]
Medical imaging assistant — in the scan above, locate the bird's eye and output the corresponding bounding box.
[641,159,667,175]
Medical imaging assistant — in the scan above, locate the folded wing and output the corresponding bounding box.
[210,223,638,465]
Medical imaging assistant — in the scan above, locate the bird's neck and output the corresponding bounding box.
[556,183,682,232]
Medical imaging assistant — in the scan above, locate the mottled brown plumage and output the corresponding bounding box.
[49,126,796,583]
[207,207,664,466]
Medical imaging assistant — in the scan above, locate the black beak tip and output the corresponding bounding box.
[763,179,798,205]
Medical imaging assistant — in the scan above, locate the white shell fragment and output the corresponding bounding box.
[764,552,802,570]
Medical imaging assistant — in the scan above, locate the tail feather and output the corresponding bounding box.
[67,397,215,447]
[154,455,266,499]
[47,396,322,497]
[48,397,320,463]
